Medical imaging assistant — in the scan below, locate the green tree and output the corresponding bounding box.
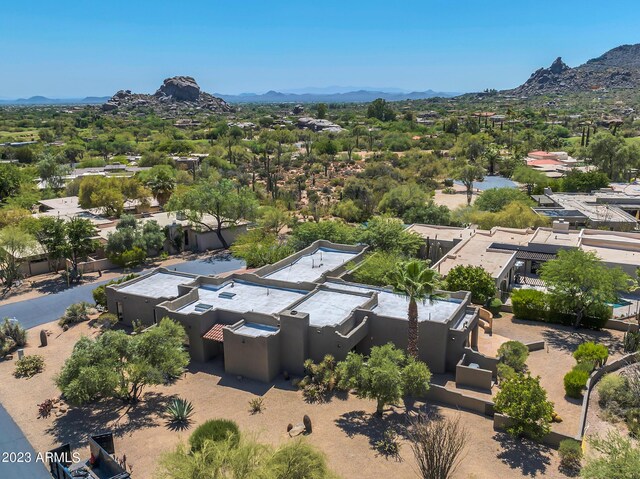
[589,131,640,182]
[540,249,633,328]
[455,164,484,205]
[359,216,423,256]
[166,179,258,249]
[512,166,547,196]
[350,251,404,287]
[0,227,35,287]
[388,260,440,358]
[56,317,189,404]
[289,220,359,251]
[316,103,328,119]
[367,98,396,122]
[377,183,429,218]
[444,265,496,304]
[470,201,550,230]
[494,373,554,440]
[22,216,67,272]
[475,187,532,212]
[142,165,176,206]
[402,201,452,226]
[337,343,431,415]
[65,218,96,280]
[37,153,70,190]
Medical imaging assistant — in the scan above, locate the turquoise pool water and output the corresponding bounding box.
[608,299,633,308]
[454,176,517,191]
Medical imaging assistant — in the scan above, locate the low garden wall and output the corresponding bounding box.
[605,318,639,333]
[577,352,639,438]
[493,413,577,448]
[424,384,495,416]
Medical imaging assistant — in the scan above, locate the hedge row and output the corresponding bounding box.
[511,289,611,329]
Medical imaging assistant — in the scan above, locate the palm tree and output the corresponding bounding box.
[389,260,440,359]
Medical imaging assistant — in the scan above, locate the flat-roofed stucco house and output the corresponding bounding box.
[106,240,481,382]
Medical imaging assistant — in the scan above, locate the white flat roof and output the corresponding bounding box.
[234,322,279,338]
[326,282,463,323]
[293,289,372,327]
[118,272,195,298]
[178,280,306,315]
[263,247,359,283]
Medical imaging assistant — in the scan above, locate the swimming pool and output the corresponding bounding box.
[608,299,633,308]
[454,176,517,191]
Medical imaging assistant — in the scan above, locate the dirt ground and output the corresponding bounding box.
[486,315,625,436]
[0,319,568,479]
[433,184,477,209]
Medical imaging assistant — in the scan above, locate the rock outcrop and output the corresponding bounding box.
[510,44,640,96]
[102,76,232,114]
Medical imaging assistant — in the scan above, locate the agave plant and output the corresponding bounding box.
[166,398,194,424]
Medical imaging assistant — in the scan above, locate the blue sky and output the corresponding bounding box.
[1,0,639,98]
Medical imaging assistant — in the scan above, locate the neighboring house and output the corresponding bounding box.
[106,240,481,382]
[532,187,640,231]
[416,222,640,295]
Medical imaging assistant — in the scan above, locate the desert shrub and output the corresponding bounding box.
[298,355,340,402]
[1,318,27,347]
[189,419,240,452]
[511,289,547,321]
[494,373,554,440]
[497,363,517,383]
[624,331,640,353]
[548,302,611,330]
[574,342,609,367]
[487,297,502,315]
[38,399,54,418]
[375,428,401,459]
[444,265,495,304]
[564,369,590,398]
[598,374,627,409]
[14,355,44,378]
[92,273,139,308]
[626,408,640,438]
[166,398,194,424]
[59,301,91,327]
[111,247,147,268]
[95,313,118,331]
[558,439,583,473]
[573,360,596,375]
[497,340,529,372]
[248,397,264,414]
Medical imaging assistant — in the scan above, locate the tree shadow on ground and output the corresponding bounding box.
[540,327,623,355]
[493,432,553,477]
[334,403,444,452]
[46,391,176,447]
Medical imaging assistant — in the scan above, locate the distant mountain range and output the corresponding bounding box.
[0,88,458,106]
[215,89,458,103]
[0,96,110,105]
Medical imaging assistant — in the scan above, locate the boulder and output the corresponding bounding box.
[155,76,201,102]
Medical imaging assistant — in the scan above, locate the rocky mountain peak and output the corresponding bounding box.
[102,76,232,114]
[155,76,201,102]
[510,43,640,96]
[549,57,569,75]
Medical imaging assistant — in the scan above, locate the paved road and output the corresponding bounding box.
[0,257,246,330]
[0,405,50,479]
